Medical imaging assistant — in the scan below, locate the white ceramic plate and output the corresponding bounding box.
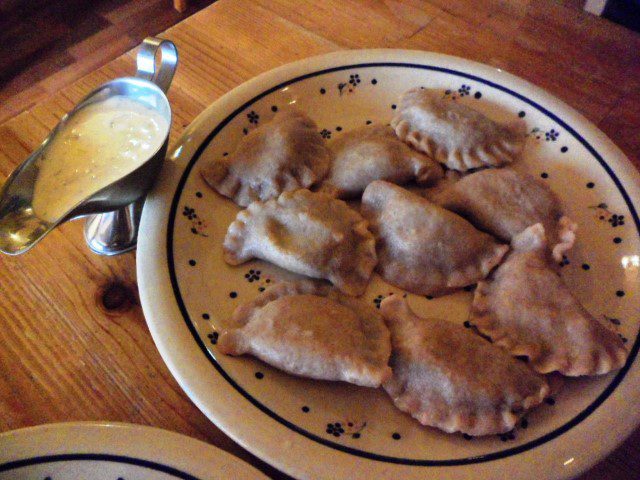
[137,50,640,480]
[0,422,267,479]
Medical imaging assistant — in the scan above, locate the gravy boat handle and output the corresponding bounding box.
[136,37,178,93]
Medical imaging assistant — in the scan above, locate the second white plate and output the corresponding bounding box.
[0,422,267,480]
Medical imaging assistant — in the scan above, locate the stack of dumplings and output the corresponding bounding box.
[201,90,628,437]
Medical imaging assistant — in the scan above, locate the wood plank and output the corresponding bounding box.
[40,36,138,95]
[0,49,75,99]
[0,0,216,124]
[0,84,50,126]
[396,5,638,125]
[598,87,640,165]
[158,0,340,110]
[421,0,532,29]
[255,0,441,48]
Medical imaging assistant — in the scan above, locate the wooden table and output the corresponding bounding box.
[1,1,639,478]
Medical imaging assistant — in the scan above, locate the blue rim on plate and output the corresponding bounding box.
[0,422,268,480]
[165,62,640,466]
[0,454,200,480]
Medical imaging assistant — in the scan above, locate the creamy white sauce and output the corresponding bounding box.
[32,96,168,222]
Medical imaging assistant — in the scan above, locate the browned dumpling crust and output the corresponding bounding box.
[218,281,392,387]
[391,88,526,171]
[318,124,443,199]
[381,296,549,436]
[224,189,377,296]
[431,168,577,262]
[361,180,508,296]
[201,109,332,206]
[470,224,628,376]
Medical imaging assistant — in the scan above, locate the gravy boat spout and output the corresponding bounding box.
[0,37,177,256]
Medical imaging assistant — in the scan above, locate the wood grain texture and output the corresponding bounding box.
[0,0,216,124]
[0,1,638,479]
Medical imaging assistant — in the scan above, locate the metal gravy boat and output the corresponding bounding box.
[0,37,177,256]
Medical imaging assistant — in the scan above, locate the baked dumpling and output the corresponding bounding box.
[361,181,508,296]
[430,168,577,262]
[470,224,628,376]
[381,296,549,436]
[201,109,332,206]
[391,88,526,171]
[218,281,392,387]
[318,124,443,199]
[224,189,377,296]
